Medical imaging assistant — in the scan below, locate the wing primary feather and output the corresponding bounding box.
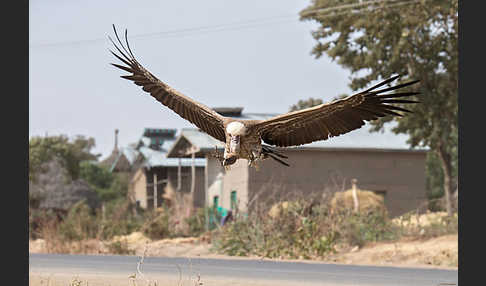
[262,145,288,159]
[111,63,133,73]
[382,105,412,113]
[121,75,144,81]
[363,75,401,92]
[124,28,136,60]
[268,154,290,167]
[370,91,420,99]
[112,25,132,61]
[381,109,403,117]
[381,99,420,104]
[108,38,133,65]
[370,79,420,95]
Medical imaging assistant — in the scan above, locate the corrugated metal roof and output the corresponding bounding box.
[180,128,225,150]
[120,146,139,165]
[138,146,206,168]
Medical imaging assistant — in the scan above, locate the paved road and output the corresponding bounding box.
[29,253,457,286]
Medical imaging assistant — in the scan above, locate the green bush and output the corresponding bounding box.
[212,198,396,259]
[98,198,143,240]
[141,209,171,240]
[185,207,208,237]
[336,210,398,248]
[58,200,99,241]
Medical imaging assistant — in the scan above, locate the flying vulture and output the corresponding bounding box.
[109,25,420,168]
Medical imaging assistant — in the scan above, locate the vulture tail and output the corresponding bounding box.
[262,145,290,167]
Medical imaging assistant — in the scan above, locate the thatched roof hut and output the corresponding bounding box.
[29,157,100,211]
[100,129,137,173]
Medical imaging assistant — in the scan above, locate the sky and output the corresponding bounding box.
[29,0,354,160]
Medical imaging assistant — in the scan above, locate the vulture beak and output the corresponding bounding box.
[229,135,241,153]
[223,156,237,166]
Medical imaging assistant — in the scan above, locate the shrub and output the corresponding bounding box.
[58,200,99,241]
[105,240,135,255]
[140,209,171,240]
[212,196,396,259]
[97,198,143,240]
[185,207,209,237]
[393,211,458,238]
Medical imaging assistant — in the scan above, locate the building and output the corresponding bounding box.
[100,129,141,173]
[127,128,207,210]
[167,107,428,218]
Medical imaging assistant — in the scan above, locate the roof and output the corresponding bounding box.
[120,146,139,165]
[143,128,177,137]
[292,124,425,151]
[167,111,428,157]
[138,146,206,168]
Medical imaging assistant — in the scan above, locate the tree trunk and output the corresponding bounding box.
[437,144,454,216]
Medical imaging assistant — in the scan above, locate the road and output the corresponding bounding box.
[29,253,457,286]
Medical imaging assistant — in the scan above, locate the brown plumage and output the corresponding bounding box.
[109,25,420,168]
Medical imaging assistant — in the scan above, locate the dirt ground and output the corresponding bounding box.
[29,231,457,270]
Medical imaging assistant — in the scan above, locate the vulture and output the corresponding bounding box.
[109,25,420,168]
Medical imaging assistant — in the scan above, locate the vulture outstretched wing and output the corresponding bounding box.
[253,75,420,147]
[109,25,226,142]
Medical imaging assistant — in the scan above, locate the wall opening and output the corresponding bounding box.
[230,191,237,210]
[213,195,219,207]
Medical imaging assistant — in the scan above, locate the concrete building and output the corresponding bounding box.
[167,108,428,218]
[114,128,207,210]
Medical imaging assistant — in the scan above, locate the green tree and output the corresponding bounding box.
[289,98,323,112]
[300,0,458,215]
[29,135,100,182]
[79,161,130,202]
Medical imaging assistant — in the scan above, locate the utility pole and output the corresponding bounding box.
[153,172,158,209]
[177,158,181,192]
[190,153,196,195]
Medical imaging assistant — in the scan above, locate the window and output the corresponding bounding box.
[230,191,237,210]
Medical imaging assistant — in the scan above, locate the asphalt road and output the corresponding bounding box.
[29,253,457,286]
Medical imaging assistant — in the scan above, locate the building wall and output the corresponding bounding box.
[221,159,250,212]
[207,157,225,208]
[131,166,205,209]
[166,166,206,208]
[247,149,427,217]
[131,168,147,209]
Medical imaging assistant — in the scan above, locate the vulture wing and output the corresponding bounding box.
[109,25,226,142]
[252,75,420,147]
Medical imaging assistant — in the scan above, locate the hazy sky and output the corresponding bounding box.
[29,0,354,160]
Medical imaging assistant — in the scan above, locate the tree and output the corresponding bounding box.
[79,161,130,202]
[29,135,100,182]
[300,0,458,215]
[289,98,323,112]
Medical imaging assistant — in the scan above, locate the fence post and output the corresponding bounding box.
[351,178,359,213]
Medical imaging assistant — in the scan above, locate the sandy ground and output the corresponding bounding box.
[29,232,457,286]
[29,232,458,269]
